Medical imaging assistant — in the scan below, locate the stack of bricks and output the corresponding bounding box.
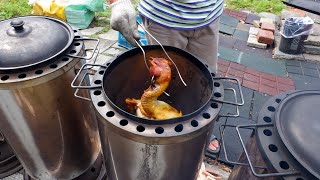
[247,17,276,49]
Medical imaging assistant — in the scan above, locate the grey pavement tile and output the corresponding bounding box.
[219,23,236,35]
[220,13,240,28]
[301,61,319,70]
[286,60,301,67]
[233,39,273,58]
[218,46,241,63]
[289,73,320,90]
[219,82,253,119]
[252,91,270,121]
[233,30,249,41]
[303,68,320,78]
[287,66,303,75]
[241,53,287,76]
[206,117,253,164]
[245,13,261,24]
[219,34,237,48]
[236,23,251,32]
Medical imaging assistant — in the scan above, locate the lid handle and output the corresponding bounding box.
[10,20,24,31]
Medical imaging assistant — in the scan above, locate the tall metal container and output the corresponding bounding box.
[0,16,101,179]
[72,46,243,180]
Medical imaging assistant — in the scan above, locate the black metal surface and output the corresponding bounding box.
[282,0,320,15]
[24,153,106,180]
[101,45,215,125]
[275,90,320,179]
[256,90,317,180]
[0,16,74,70]
[0,133,23,179]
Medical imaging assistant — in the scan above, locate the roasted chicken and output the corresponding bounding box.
[125,57,182,120]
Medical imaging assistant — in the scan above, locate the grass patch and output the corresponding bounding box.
[0,0,32,20]
[225,0,287,15]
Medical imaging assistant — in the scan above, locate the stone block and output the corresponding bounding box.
[257,29,274,45]
[303,53,320,63]
[306,12,320,24]
[249,27,259,35]
[311,23,320,36]
[253,20,261,28]
[261,22,276,33]
[303,45,320,55]
[281,9,303,20]
[247,34,267,49]
[260,17,274,25]
[259,12,280,25]
[305,35,320,46]
[273,35,305,60]
[288,8,306,17]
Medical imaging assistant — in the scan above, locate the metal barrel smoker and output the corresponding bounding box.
[72,46,243,180]
[0,16,101,179]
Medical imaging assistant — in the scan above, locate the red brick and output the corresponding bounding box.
[245,67,260,76]
[218,71,226,77]
[230,62,246,71]
[224,9,232,15]
[277,83,295,91]
[218,59,231,66]
[226,74,243,84]
[218,64,229,73]
[243,73,260,83]
[261,22,276,33]
[257,29,274,45]
[276,76,295,86]
[261,72,276,81]
[243,79,260,91]
[261,78,277,87]
[228,68,245,78]
[259,84,279,96]
[288,8,306,17]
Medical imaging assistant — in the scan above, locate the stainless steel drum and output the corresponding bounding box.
[0,16,101,179]
[72,46,243,180]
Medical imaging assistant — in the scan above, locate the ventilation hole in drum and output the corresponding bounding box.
[137,125,145,132]
[279,161,290,170]
[70,50,77,54]
[106,111,115,117]
[35,70,43,75]
[50,64,57,69]
[73,30,77,32]
[155,127,164,134]
[62,57,69,61]
[97,101,106,107]
[120,119,128,126]
[74,42,81,46]
[275,98,281,103]
[1,75,9,81]
[214,92,222,98]
[263,116,272,123]
[99,70,104,75]
[211,103,219,109]
[94,80,102,84]
[268,144,278,152]
[91,168,95,172]
[296,178,304,180]
[75,35,81,38]
[263,129,272,136]
[175,124,183,132]
[211,73,216,77]
[18,74,26,79]
[214,82,220,87]
[267,106,276,112]
[203,113,211,119]
[191,120,198,127]
[205,64,208,68]
[94,90,101,96]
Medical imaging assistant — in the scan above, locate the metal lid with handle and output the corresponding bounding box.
[0,16,74,70]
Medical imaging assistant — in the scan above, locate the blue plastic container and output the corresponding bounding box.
[118,16,148,49]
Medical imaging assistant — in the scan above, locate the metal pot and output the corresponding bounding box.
[221,90,320,180]
[72,45,244,180]
[0,16,101,179]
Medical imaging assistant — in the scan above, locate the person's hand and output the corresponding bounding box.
[110,0,140,46]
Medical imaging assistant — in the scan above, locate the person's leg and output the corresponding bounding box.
[186,18,220,73]
[186,19,220,153]
[141,16,188,49]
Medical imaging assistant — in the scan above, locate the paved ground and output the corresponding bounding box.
[3,8,320,180]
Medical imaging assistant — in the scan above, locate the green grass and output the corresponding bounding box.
[0,0,32,20]
[225,0,287,15]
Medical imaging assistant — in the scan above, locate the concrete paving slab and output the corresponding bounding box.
[80,27,104,36]
[220,14,240,28]
[219,34,237,48]
[219,23,236,35]
[252,91,270,121]
[233,30,249,41]
[98,29,118,41]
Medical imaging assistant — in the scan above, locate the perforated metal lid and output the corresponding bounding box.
[0,16,74,70]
